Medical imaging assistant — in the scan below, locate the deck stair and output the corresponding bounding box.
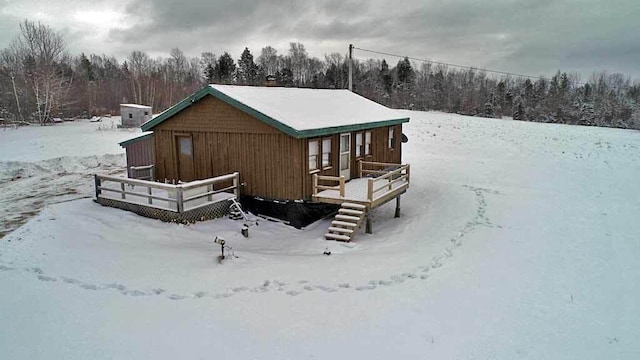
[325,202,366,242]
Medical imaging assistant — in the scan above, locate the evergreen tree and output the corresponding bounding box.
[79,53,94,81]
[512,96,525,120]
[237,47,258,85]
[204,63,215,83]
[276,68,293,87]
[215,52,236,84]
[397,57,414,84]
[379,60,392,95]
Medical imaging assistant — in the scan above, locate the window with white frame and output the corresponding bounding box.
[309,139,319,171]
[322,138,332,168]
[365,131,372,155]
[355,132,363,158]
[388,127,395,149]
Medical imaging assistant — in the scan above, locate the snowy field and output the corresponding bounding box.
[0,117,139,236]
[1,111,639,359]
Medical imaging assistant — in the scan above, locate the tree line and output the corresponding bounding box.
[1,19,639,129]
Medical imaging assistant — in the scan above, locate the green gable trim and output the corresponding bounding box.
[140,86,212,132]
[140,85,410,138]
[119,132,154,147]
[295,117,410,138]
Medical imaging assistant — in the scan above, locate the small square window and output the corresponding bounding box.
[128,113,133,119]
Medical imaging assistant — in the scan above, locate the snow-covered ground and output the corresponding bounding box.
[0,117,139,236]
[0,111,638,359]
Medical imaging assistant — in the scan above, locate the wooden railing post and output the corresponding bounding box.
[358,160,363,178]
[120,182,126,199]
[150,166,155,182]
[367,178,374,201]
[176,187,184,213]
[406,164,410,183]
[233,172,239,199]
[312,174,318,196]
[94,174,101,199]
[148,186,153,204]
[339,175,345,197]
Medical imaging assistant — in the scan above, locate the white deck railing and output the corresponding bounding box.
[94,172,239,212]
[360,161,410,203]
[312,161,410,205]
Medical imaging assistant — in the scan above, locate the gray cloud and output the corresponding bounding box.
[1,0,638,79]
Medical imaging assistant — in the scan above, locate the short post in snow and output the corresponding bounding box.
[365,211,372,234]
[94,174,101,199]
[394,195,401,218]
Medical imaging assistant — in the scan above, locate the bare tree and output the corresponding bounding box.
[0,49,24,121]
[257,46,278,76]
[126,50,152,105]
[288,42,308,85]
[8,20,69,124]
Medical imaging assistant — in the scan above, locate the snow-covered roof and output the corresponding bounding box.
[141,85,409,138]
[120,104,152,109]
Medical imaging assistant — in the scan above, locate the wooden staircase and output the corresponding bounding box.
[325,202,367,242]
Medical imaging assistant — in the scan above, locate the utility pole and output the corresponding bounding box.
[348,44,353,91]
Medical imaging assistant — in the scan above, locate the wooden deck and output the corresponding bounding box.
[94,172,239,223]
[311,161,410,210]
[312,161,410,238]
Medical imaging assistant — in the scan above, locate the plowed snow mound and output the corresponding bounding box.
[0,154,125,237]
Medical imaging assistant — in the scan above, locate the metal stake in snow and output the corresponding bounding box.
[213,237,237,263]
[214,236,226,260]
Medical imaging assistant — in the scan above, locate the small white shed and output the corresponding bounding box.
[120,104,152,128]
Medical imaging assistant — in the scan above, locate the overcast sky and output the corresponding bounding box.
[1,0,638,80]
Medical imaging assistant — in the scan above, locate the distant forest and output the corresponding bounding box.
[1,20,639,129]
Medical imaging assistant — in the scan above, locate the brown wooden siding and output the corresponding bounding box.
[156,95,280,134]
[123,136,155,177]
[153,96,306,200]
[153,94,404,201]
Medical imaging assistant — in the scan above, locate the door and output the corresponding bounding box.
[176,135,195,182]
[339,133,351,180]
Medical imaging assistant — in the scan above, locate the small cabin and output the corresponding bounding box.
[120,104,152,128]
[121,85,410,229]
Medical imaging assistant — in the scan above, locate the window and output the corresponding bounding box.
[179,137,192,156]
[309,139,319,171]
[128,113,133,119]
[322,138,332,168]
[365,131,372,155]
[144,111,149,116]
[388,127,395,149]
[340,134,350,171]
[355,132,363,158]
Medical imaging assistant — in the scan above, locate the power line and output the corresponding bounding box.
[352,46,586,86]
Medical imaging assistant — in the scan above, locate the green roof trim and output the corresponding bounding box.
[119,132,154,147]
[140,85,410,138]
[294,117,410,138]
[140,86,213,132]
